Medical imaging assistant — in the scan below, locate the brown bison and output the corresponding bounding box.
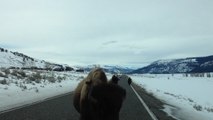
[128,77,132,85]
[73,68,126,120]
[108,75,120,84]
[73,68,108,113]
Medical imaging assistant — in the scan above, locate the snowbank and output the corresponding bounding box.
[130,74,213,120]
[0,71,86,112]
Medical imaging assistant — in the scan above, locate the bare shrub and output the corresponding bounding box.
[207,73,211,78]
[57,76,66,82]
[10,69,26,79]
[57,76,64,80]
[77,76,84,81]
[16,82,27,91]
[15,81,18,85]
[43,73,56,83]
[58,79,61,83]
[35,88,39,93]
[25,79,32,84]
[0,72,7,78]
[0,72,3,77]
[17,70,27,78]
[2,68,10,75]
[21,85,27,91]
[10,69,19,76]
[35,79,41,83]
[193,104,202,111]
[28,72,42,82]
[48,76,56,83]
[0,79,7,85]
[188,98,194,103]
[206,108,213,113]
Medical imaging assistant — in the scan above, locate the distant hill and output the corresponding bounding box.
[132,55,213,74]
[82,64,135,74]
[0,47,73,71]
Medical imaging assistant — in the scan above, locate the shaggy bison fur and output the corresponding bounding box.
[73,68,126,120]
[73,68,107,113]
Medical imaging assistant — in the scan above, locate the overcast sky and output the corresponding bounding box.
[0,0,213,67]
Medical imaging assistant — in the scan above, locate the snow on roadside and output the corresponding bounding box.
[0,71,87,112]
[0,69,115,113]
[130,74,213,120]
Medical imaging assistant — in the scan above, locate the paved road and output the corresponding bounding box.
[119,75,154,120]
[0,75,168,120]
[0,93,79,120]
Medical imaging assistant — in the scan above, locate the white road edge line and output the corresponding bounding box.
[130,85,158,120]
[0,92,72,114]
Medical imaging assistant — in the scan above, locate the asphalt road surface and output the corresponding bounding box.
[119,75,156,120]
[0,75,176,120]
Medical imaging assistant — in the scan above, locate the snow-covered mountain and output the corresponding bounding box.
[132,55,213,74]
[102,65,135,74]
[0,47,73,71]
[82,64,135,74]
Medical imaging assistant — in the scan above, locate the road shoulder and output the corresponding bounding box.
[131,83,177,120]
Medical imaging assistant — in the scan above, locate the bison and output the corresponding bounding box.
[108,75,120,84]
[128,77,132,85]
[73,68,107,113]
[73,68,126,120]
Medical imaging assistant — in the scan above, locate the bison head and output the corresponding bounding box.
[87,84,126,120]
[108,75,120,84]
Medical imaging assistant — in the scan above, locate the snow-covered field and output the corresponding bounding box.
[130,74,213,120]
[0,69,114,113]
[1,68,213,120]
[0,69,88,112]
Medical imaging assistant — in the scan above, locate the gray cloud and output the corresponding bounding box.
[103,41,118,46]
[0,0,213,67]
